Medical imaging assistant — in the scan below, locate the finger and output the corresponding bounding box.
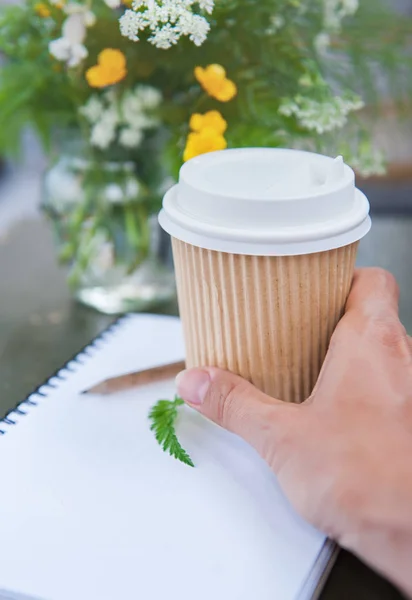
[329,267,407,356]
[312,269,406,399]
[345,267,400,319]
[337,267,409,352]
[176,367,297,451]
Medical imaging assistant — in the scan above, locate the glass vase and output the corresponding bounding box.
[42,153,176,315]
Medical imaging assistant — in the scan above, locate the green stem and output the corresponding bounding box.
[137,203,151,255]
[124,202,151,273]
[125,202,141,252]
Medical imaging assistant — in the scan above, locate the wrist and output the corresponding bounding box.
[338,462,412,597]
[342,524,412,598]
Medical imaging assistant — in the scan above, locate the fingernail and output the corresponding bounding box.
[175,369,210,405]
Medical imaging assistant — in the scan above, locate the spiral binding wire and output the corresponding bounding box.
[0,314,132,436]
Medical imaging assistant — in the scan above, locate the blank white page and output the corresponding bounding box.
[0,314,331,600]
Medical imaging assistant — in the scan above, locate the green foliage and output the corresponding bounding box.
[0,3,78,154]
[0,0,409,301]
[0,0,411,176]
[148,397,194,468]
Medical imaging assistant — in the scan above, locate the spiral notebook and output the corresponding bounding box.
[0,314,337,600]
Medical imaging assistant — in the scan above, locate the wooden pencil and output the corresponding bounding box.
[81,360,186,395]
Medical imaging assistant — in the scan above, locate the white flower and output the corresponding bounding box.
[121,91,141,115]
[314,32,330,53]
[91,120,116,150]
[120,0,214,48]
[198,0,214,14]
[342,0,359,14]
[323,0,359,31]
[63,2,82,14]
[119,9,142,41]
[122,86,161,128]
[90,107,119,149]
[128,113,158,129]
[348,144,386,178]
[62,12,86,43]
[125,179,140,199]
[63,3,96,26]
[49,37,88,67]
[104,0,122,8]
[119,127,144,148]
[79,96,104,124]
[265,14,285,35]
[136,85,162,109]
[49,38,71,61]
[279,94,364,134]
[49,13,88,67]
[83,11,96,27]
[182,14,210,46]
[103,107,120,127]
[149,23,179,49]
[79,85,162,151]
[105,184,124,203]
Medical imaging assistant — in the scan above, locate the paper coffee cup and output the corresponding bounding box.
[159,148,371,403]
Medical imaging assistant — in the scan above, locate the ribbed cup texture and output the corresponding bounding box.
[172,238,359,403]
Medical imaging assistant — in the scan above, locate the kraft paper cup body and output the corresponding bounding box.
[159,149,371,403]
[172,238,357,403]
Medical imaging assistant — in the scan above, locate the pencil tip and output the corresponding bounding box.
[80,386,104,396]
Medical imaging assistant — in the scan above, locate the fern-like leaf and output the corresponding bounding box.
[149,396,194,468]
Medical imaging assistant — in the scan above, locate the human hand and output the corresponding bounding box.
[176,268,412,598]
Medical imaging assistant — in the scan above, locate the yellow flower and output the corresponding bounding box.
[183,128,227,162]
[86,49,127,89]
[189,110,227,135]
[35,2,51,17]
[194,64,237,102]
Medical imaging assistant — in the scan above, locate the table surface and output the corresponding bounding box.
[1,215,411,600]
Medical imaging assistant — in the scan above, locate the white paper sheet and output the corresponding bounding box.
[0,314,329,600]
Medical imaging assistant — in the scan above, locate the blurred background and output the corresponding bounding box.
[0,0,411,401]
[0,0,411,223]
[0,3,411,598]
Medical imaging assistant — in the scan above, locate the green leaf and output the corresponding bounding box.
[148,397,195,468]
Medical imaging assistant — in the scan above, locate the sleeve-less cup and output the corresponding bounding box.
[159,148,371,403]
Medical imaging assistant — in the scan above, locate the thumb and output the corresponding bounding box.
[176,367,295,451]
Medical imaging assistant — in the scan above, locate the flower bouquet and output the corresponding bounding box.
[0,0,410,313]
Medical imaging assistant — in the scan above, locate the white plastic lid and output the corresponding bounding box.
[159,148,371,256]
